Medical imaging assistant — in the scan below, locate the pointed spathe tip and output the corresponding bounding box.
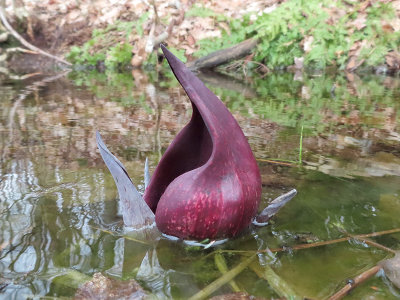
[160,44,185,70]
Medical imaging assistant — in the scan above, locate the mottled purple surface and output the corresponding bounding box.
[144,45,261,239]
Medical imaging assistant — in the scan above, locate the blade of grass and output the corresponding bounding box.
[249,260,300,299]
[214,253,241,292]
[298,125,303,165]
[188,254,256,300]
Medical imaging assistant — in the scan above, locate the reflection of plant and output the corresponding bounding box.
[69,71,139,106]
[68,70,178,108]
[208,72,400,134]
[69,69,400,138]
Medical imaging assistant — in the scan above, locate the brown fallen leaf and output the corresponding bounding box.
[187,34,196,47]
[379,251,400,289]
[358,0,371,12]
[346,56,365,72]
[382,22,394,33]
[385,51,400,70]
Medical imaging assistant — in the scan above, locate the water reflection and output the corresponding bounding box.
[0,69,399,298]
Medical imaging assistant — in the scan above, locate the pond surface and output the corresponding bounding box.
[1,68,400,299]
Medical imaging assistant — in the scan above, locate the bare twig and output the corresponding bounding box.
[257,158,295,167]
[208,228,400,257]
[328,265,382,300]
[0,5,71,66]
[267,227,400,253]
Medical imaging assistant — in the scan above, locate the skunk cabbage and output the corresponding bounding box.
[96,45,295,241]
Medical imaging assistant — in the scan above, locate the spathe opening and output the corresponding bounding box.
[144,103,213,211]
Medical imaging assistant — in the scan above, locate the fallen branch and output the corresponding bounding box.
[268,227,400,253]
[210,227,400,257]
[0,5,71,66]
[187,38,258,71]
[328,265,382,300]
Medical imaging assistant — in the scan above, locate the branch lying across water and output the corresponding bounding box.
[267,227,400,253]
[210,228,400,257]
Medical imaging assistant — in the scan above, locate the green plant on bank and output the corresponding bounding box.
[185,4,228,21]
[195,0,400,69]
[66,19,146,69]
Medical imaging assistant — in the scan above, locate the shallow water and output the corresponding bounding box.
[1,69,400,299]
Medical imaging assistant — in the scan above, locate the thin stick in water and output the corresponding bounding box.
[328,265,382,300]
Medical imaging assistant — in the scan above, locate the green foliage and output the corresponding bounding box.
[104,43,133,69]
[194,0,400,69]
[165,47,187,63]
[185,4,227,20]
[194,18,249,58]
[135,12,150,36]
[66,20,136,69]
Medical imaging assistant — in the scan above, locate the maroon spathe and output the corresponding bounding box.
[144,45,261,239]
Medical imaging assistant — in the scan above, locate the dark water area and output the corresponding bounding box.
[0,69,400,299]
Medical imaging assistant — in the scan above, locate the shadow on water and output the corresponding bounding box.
[0,69,400,299]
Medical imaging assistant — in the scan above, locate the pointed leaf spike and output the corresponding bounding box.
[254,189,297,226]
[144,157,150,190]
[96,131,155,229]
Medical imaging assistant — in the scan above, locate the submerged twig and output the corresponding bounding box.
[267,227,400,253]
[348,235,396,254]
[256,158,295,167]
[206,228,400,258]
[328,265,382,300]
[188,255,256,300]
